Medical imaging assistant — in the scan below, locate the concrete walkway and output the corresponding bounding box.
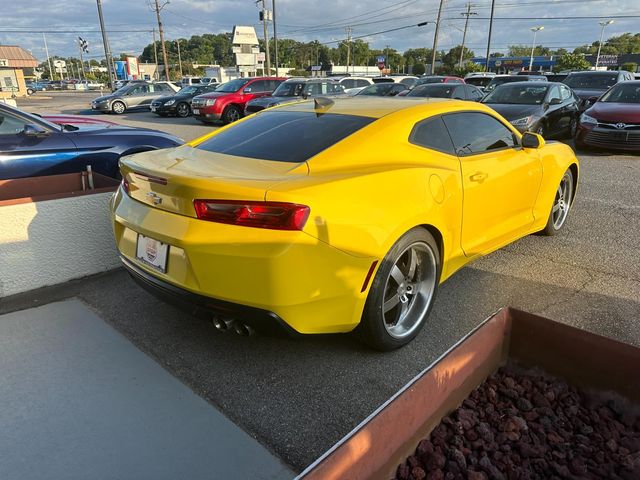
[0,299,293,480]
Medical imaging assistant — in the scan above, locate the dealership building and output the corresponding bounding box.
[0,45,38,99]
[472,53,640,73]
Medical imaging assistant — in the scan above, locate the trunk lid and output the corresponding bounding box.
[120,145,308,217]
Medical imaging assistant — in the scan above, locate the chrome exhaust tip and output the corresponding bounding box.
[233,321,254,337]
[212,316,229,332]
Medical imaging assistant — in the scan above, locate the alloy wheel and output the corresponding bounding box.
[381,241,437,340]
[551,172,573,230]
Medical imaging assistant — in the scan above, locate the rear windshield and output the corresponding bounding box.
[196,111,375,163]
[564,73,618,89]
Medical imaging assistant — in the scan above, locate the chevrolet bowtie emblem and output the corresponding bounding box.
[146,192,162,205]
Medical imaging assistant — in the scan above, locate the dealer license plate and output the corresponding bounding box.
[136,234,169,273]
[192,108,200,115]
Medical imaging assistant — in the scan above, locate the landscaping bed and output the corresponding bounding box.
[393,363,640,480]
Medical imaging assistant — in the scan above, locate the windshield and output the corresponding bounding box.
[196,111,375,163]
[272,82,304,97]
[407,84,455,98]
[564,73,618,89]
[600,83,640,103]
[357,84,403,96]
[215,78,250,92]
[484,77,524,93]
[179,86,199,95]
[483,84,549,104]
[466,77,492,87]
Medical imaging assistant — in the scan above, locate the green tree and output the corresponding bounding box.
[441,45,474,71]
[508,45,550,57]
[621,62,638,72]
[555,53,591,72]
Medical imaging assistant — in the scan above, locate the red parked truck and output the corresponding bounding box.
[191,77,285,124]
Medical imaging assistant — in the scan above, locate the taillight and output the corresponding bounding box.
[121,178,130,194]
[193,200,310,231]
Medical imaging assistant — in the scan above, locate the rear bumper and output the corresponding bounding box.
[121,255,298,336]
[576,125,640,151]
[111,188,376,334]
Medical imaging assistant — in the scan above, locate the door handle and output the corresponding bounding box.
[470,172,488,183]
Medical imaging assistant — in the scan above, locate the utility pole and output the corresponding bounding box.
[152,0,170,80]
[176,39,183,77]
[96,0,115,89]
[460,4,477,67]
[385,44,390,75]
[43,33,55,80]
[258,0,271,76]
[273,0,279,77]
[345,26,353,74]
[529,26,544,71]
[152,28,159,80]
[485,0,496,71]
[431,0,446,74]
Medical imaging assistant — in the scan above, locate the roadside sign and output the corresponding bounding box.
[377,55,386,70]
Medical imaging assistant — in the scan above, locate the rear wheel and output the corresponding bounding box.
[357,228,440,351]
[542,169,574,236]
[111,101,126,114]
[176,102,190,118]
[27,88,35,95]
[222,105,242,124]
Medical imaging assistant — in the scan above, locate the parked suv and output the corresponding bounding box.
[191,77,285,124]
[91,81,179,114]
[563,70,635,109]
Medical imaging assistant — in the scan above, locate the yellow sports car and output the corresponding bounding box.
[111,97,578,350]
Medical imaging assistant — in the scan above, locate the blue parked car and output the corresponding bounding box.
[25,81,49,94]
[0,103,182,180]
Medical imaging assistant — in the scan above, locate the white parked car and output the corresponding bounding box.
[336,76,374,95]
[372,75,419,89]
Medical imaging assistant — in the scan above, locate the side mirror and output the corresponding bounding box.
[23,124,49,137]
[522,132,545,149]
[587,96,598,105]
[243,87,252,93]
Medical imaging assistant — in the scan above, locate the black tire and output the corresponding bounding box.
[221,105,242,124]
[542,168,574,236]
[176,102,190,118]
[27,88,35,95]
[356,228,441,351]
[111,100,126,115]
[567,117,578,139]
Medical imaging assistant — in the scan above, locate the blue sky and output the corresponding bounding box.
[2,0,639,62]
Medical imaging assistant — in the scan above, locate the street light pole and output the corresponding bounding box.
[176,39,183,77]
[595,20,614,69]
[529,26,544,71]
[273,0,279,77]
[485,0,496,71]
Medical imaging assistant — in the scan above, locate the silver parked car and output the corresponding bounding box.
[91,82,179,114]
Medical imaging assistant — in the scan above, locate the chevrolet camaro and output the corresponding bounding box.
[111,97,579,350]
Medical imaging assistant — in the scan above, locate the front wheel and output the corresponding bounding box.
[542,168,574,236]
[221,105,242,124]
[357,228,440,351]
[111,101,126,114]
[27,88,35,95]
[176,102,190,118]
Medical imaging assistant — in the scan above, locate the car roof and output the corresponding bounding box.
[274,96,497,119]
[567,70,619,75]
[493,81,551,87]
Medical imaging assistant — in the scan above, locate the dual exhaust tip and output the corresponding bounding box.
[212,316,254,336]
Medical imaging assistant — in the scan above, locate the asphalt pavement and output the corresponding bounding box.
[5,92,640,473]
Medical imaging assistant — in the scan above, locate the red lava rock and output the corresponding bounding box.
[412,466,427,480]
[393,364,640,480]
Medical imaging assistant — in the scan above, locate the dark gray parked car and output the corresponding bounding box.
[91,82,180,114]
[244,78,345,114]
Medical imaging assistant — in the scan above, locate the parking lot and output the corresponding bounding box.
[5,91,640,473]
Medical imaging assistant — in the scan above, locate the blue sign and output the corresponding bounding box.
[377,56,386,65]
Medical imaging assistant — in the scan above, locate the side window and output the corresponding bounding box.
[560,85,573,101]
[466,85,482,100]
[452,86,465,99]
[248,80,267,92]
[392,84,407,95]
[409,116,456,155]
[268,80,281,91]
[442,112,516,156]
[0,111,26,135]
[341,79,356,89]
[548,85,562,102]
[355,79,369,88]
[156,83,171,92]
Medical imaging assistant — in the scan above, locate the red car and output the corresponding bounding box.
[191,77,285,124]
[575,80,640,151]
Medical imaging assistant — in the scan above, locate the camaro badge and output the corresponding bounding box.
[146,239,158,262]
[146,192,162,205]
